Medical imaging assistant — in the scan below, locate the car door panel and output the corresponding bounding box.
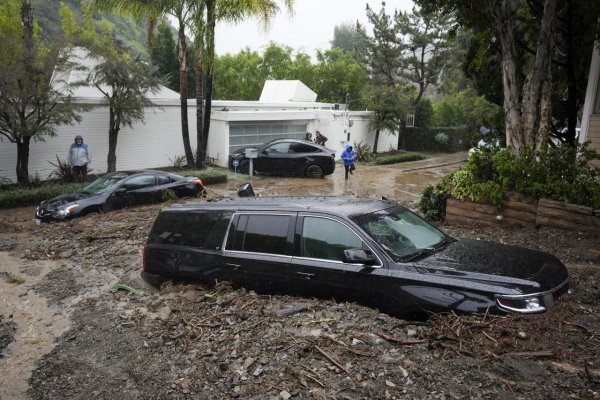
[223,213,295,292]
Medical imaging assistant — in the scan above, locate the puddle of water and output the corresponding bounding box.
[0,253,70,400]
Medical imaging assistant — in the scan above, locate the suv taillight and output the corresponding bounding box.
[142,243,148,272]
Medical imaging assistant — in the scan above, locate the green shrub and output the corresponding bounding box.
[0,182,83,208]
[434,132,449,145]
[48,156,77,183]
[418,174,453,221]
[448,143,600,209]
[168,154,187,169]
[353,141,374,163]
[373,152,426,165]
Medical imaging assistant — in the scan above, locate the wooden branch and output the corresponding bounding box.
[505,350,554,358]
[377,331,428,345]
[315,345,350,375]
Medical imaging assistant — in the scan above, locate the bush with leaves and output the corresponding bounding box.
[448,143,600,209]
[418,173,453,221]
[48,156,77,183]
[352,141,374,163]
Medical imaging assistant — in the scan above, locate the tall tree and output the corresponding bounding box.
[62,2,161,172]
[0,0,86,184]
[92,0,196,167]
[359,3,455,149]
[192,0,294,169]
[331,22,367,61]
[150,21,179,92]
[416,0,563,152]
[315,47,367,106]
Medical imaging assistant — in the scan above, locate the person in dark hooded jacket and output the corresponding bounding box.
[68,135,91,181]
[341,143,357,180]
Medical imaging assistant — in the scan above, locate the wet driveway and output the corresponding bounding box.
[211,152,467,206]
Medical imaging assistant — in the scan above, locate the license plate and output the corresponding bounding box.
[34,218,41,225]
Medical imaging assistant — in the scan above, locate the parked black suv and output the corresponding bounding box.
[143,196,568,318]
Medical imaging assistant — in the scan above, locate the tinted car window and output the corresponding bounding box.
[300,216,363,261]
[264,142,291,154]
[226,214,291,255]
[123,175,156,190]
[290,143,318,153]
[157,175,171,185]
[149,211,233,249]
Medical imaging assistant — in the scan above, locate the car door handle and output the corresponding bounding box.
[226,263,241,270]
[295,272,315,279]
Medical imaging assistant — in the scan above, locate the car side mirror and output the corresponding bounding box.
[261,149,268,154]
[342,249,378,266]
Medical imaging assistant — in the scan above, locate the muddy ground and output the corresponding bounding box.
[1,157,600,399]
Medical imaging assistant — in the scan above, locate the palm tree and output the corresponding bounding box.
[191,0,294,168]
[92,0,196,167]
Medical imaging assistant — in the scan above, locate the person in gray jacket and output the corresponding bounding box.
[68,135,91,181]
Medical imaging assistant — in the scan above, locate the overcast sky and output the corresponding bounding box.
[214,0,415,57]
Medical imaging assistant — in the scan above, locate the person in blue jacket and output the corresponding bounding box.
[68,135,91,182]
[341,143,357,180]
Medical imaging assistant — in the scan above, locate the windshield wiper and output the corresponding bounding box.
[401,237,454,262]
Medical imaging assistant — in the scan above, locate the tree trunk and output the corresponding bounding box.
[107,108,120,173]
[373,128,380,154]
[492,0,523,152]
[565,0,578,147]
[195,57,205,168]
[177,17,194,167]
[520,0,557,150]
[201,0,216,166]
[16,137,31,184]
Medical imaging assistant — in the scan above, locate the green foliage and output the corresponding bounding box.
[6,274,25,284]
[373,152,426,165]
[434,132,449,145]
[415,98,434,127]
[150,21,179,92]
[0,182,82,208]
[331,23,367,60]
[418,173,453,221]
[168,154,187,169]
[432,87,504,133]
[404,127,472,152]
[161,188,178,202]
[353,141,374,163]
[0,1,89,183]
[449,144,600,209]
[48,156,76,183]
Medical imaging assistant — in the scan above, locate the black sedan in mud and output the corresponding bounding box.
[35,170,204,222]
[228,139,336,178]
[142,196,569,318]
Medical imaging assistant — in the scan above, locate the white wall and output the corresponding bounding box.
[0,104,198,182]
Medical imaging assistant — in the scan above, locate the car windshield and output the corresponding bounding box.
[352,207,448,262]
[81,174,127,195]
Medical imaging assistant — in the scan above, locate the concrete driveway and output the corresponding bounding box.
[212,152,467,207]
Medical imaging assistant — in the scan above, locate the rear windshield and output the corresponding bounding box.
[148,210,233,250]
[352,206,446,261]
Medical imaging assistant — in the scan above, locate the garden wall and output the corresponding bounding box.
[445,192,600,232]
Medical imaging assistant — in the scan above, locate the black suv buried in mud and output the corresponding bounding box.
[142,196,569,318]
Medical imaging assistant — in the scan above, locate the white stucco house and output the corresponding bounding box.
[580,42,600,161]
[0,50,398,182]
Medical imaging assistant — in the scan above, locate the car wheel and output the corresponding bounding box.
[239,160,249,174]
[305,164,324,179]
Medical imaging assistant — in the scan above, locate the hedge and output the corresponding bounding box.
[403,127,475,153]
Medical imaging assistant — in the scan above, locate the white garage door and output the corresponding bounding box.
[229,122,308,153]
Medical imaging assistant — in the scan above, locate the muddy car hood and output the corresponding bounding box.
[410,238,568,291]
[41,192,101,209]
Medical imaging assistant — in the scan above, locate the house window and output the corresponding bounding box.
[406,112,415,127]
[229,122,307,154]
